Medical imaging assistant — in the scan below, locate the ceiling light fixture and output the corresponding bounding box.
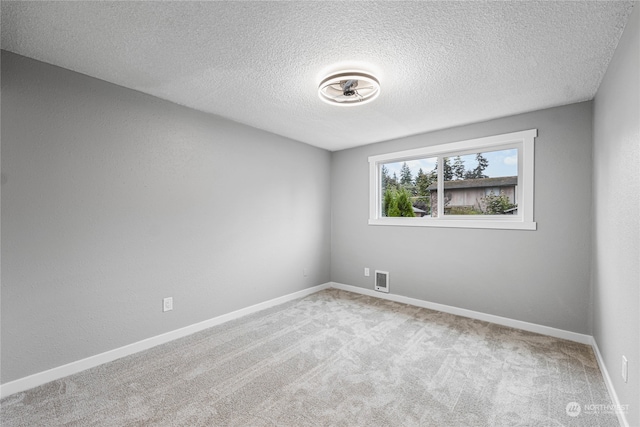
[318,71,380,106]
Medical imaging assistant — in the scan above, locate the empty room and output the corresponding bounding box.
[1,1,638,426]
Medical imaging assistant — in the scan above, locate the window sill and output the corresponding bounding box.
[368,217,537,230]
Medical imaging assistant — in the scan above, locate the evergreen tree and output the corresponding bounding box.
[465,153,489,179]
[475,153,489,178]
[414,168,434,215]
[381,165,390,193]
[382,187,393,217]
[442,157,453,181]
[395,187,416,217]
[417,167,436,191]
[387,194,401,216]
[400,162,413,185]
[415,168,432,196]
[453,156,466,180]
[390,172,399,189]
[382,187,416,217]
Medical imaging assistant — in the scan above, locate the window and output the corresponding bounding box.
[368,129,536,230]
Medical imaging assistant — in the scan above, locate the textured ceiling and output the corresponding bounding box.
[1,1,635,151]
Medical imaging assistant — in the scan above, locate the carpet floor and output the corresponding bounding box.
[1,288,619,426]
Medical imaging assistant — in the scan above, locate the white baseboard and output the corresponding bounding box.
[329,282,593,345]
[0,283,331,399]
[590,338,630,427]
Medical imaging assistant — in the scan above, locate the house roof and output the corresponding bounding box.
[1,2,634,151]
[427,176,517,191]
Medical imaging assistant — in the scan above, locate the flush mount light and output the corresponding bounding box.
[318,71,380,106]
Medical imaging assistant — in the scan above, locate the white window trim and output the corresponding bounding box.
[368,129,537,230]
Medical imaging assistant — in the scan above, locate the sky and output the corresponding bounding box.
[383,148,517,181]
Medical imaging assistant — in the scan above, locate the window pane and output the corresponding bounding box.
[381,157,437,217]
[369,129,535,229]
[442,149,518,215]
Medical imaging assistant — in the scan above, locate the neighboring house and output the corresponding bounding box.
[412,206,427,217]
[427,176,517,215]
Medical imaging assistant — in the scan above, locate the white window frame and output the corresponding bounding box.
[368,129,537,230]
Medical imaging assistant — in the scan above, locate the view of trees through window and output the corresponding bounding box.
[381,157,436,217]
[381,148,518,217]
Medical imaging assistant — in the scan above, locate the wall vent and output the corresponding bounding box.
[374,270,389,293]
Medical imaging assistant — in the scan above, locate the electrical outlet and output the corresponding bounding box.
[364,268,370,277]
[303,268,308,277]
[622,356,628,383]
[163,297,173,312]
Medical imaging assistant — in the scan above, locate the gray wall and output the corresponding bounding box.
[592,3,639,425]
[331,102,593,334]
[1,51,332,383]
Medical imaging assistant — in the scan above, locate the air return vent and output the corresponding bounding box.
[375,270,389,293]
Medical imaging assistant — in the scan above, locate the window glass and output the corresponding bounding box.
[368,129,536,230]
[442,149,518,215]
[380,157,437,217]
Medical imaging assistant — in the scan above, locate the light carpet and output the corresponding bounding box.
[1,288,619,426]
